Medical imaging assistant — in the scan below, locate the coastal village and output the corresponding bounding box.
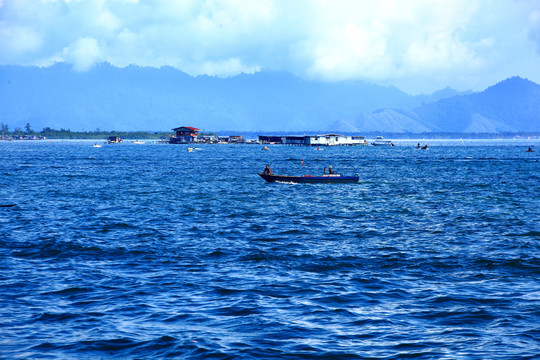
[2,125,537,144]
[0,135,46,141]
[1,126,372,146]
[169,126,371,146]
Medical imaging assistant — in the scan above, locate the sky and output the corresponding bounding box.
[1,0,540,94]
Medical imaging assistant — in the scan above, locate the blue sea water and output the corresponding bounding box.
[0,139,539,359]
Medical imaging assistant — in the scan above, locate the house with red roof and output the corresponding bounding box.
[170,126,200,144]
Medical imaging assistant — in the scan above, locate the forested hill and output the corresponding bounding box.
[0,63,538,133]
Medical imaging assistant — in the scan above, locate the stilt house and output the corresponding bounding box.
[170,126,200,144]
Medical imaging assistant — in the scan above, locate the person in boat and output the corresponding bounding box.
[325,166,334,174]
[263,165,273,175]
[416,143,421,149]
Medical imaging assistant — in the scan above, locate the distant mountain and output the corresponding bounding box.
[0,63,457,132]
[327,109,433,133]
[0,64,538,133]
[413,76,540,132]
[328,76,540,133]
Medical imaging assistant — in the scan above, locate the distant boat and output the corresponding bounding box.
[132,140,145,144]
[93,144,101,148]
[107,136,122,144]
[258,173,359,184]
[371,136,394,146]
[0,204,16,207]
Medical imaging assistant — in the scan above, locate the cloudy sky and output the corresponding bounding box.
[1,0,539,94]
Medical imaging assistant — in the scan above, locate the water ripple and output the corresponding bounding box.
[0,141,539,359]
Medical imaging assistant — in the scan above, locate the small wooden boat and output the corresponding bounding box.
[258,173,359,184]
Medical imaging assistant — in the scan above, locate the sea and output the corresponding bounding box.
[1,139,539,359]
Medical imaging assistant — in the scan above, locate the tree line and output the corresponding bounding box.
[0,122,173,139]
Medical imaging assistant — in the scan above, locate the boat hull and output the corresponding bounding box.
[371,142,394,146]
[258,173,359,184]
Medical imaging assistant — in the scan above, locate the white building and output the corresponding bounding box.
[305,134,368,146]
[274,134,368,146]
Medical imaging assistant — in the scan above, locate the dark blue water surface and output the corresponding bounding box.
[1,140,539,359]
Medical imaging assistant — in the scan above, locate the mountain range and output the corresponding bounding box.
[1,63,538,133]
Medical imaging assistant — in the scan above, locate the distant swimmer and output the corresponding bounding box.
[526,147,534,152]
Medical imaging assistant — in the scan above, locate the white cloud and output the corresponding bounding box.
[186,57,260,77]
[0,25,42,57]
[62,37,103,71]
[301,22,390,80]
[96,8,121,31]
[1,0,539,93]
[529,10,540,52]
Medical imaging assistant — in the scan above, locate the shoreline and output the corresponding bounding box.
[2,135,540,141]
